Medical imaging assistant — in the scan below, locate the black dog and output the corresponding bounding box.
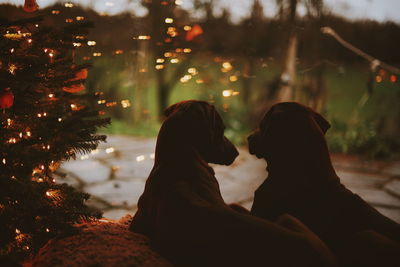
[130,100,336,267]
[248,102,400,266]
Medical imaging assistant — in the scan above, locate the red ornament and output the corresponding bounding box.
[63,68,88,93]
[0,89,14,109]
[186,24,203,41]
[24,0,39,12]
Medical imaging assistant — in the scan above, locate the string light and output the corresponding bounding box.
[87,41,96,46]
[113,50,124,55]
[64,2,74,8]
[73,43,82,47]
[8,64,17,75]
[65,19,74,23]
[7,118,12,126]
[164,52,173,57]
[180,74,192,83]
[229,75,238,82]
[121,99,131,108]
[183,48,192,53]
[184,25,192,31]
[51,10,60,14]
[188,68,198,75]
[165,18,174,24]
[156,58,165,63]
[136,155,145,162]
[2,158,6,164]
[76,16,85,21]
[170,58,179,63]
[93,52,102,57]
[137,35,151,40]
[105,147,115,154]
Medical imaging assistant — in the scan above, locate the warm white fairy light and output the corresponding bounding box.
[188,67,197,75]
[137,35,151,40]
[76,16,85,21]
[170,58,179,63]
[48,94,55,98]
[155,64,165,70]
[2,158,6,164]
[229,75,238,82]
[121,99,131,108]
[15,229,21,234]
[165,18,174,24]
[8,64,17,75]
[93,52,102,57]
[51,10,60,14]
[19,132,23,138]
[105,147,115,154]
[73,42,82,47]
[46,228,50,233]
[180,74,192,83]
[58,118,62,122]
[87,41,96,46]
[164,52,173,57]
[156,58,165,63]
[26,131,31,137]
[65,18,74,23]
[64,2,74,8]
[184,25,192,31]
[7,119,12,126]
[27,39,32,44]
[136,155,145,162]
[10,48,14,53]
[183,48,192,53]
[222,90,233,97]
[222,62,233,72]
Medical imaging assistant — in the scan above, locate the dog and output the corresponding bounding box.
[248,102,400,266]
[130,100,336,267]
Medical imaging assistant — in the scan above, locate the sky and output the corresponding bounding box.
[2,0,400,23]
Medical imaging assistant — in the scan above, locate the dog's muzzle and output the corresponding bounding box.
[247,131,262,158]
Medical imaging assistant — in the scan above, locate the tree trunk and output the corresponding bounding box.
[156,66,169,118]
[276,31,297,102]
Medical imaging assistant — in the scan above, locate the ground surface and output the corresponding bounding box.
[58,135,400,223]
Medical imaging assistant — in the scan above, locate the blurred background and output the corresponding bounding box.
[2,0,400,220]
[2,0,400,159]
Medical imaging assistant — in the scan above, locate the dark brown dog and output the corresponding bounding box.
[130,100,336,267]
[248,102,400,266]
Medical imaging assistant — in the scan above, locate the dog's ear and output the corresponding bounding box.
[311,111,330,134]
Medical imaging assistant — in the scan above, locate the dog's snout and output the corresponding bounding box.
[247,131,259,156]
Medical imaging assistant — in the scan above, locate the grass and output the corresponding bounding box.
[88,55,400,159]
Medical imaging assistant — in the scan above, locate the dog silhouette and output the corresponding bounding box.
[130,100,336,267]
[248,102,400,266]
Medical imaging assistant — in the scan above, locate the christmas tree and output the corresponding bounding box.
[0,11,110,261]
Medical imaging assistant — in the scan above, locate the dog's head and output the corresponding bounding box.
[247,102,330,161]
[159,100,238,165]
